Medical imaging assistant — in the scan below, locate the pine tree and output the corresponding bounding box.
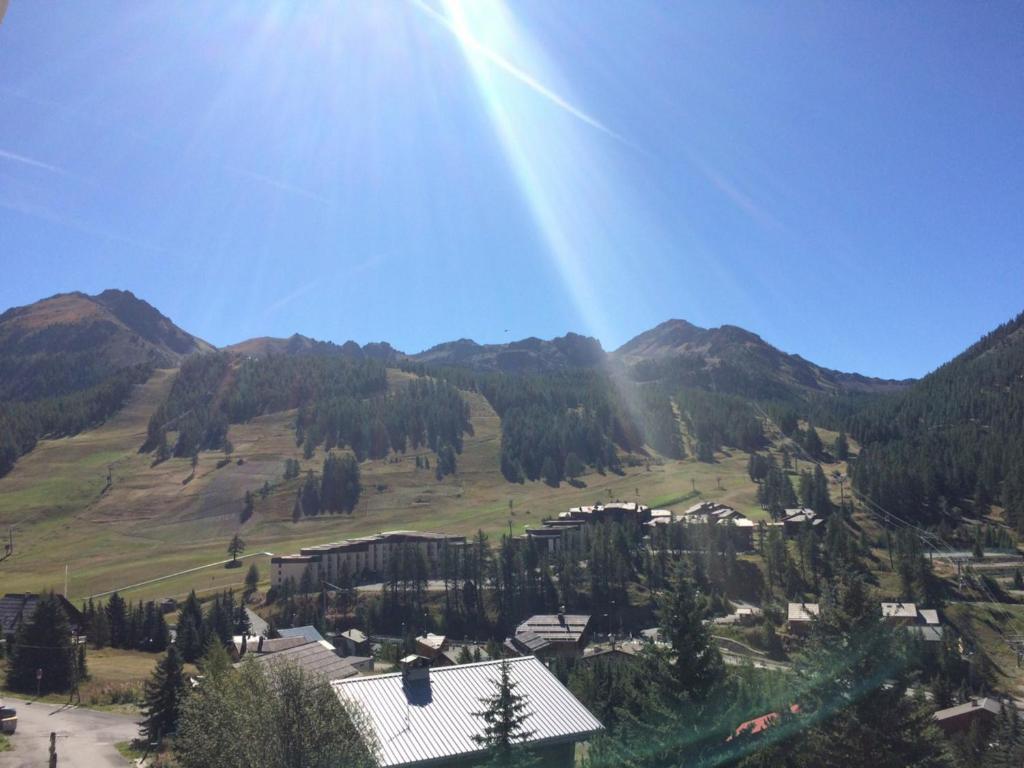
[473,658,536,765]
[106,592,128,649]
[245,563,260,597]
[5,593,75,694]
[139,646,186,743]
[657,562,723,700]
[228,533,246,564]
[834,431,850,461]
[91,601,111,649]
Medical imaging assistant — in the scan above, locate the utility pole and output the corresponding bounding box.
[0,527,12,562]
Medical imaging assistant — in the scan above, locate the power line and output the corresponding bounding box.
[753,403,1024,650]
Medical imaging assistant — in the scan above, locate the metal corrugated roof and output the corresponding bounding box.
[335,656,603,768]
[515,614,590,642]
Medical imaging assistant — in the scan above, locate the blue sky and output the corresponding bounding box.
[1,1,1021,379]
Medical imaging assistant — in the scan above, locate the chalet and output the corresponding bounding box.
[787,603,819,636]
[880,602,918,627]
[933,697,1002,735]
[508,614,592,658]
[231,634,308,660]
[239,638,372,680]
[335,656,603,767]
[337,628,371,657]
[433,644,491,668]
[578,642,644,667]
[0,593,85,642]
[278,625,327,644]
[656,503,756,551]
[415,633,448,660]
[781,508,822,536]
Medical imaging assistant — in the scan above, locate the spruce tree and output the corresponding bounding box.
[473,658,536,765]
[245,563,260,597]
[228,533,246,564]
[657,562,723,700]
[5,593,75,694]
[139,646,186,743]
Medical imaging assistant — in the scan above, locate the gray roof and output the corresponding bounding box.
[907,626,945,642]
[787,603,819,622]
[245,640,365,681]
[934,697,1002,721]
[0,594,84,635]
[278,625,326,644]
[245,608,269,637]
[242,636,310,655]
[515,614,590,643]
[335,657,603,768]
[341,629,369,644]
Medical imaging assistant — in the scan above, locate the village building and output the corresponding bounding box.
[415,633,449,660]
[278,625,327,644]
[271,531,467,589]
[561,501,652,525]
[334,656,603,768]
[337,628,371,657]
[653,502,757,551]
[787,603,819,636]
[432,644,491,668]
[933,697,1003,735]
[0,593,85,642]
[780,508,823,536]
[507,614,591,658]
[240,637,373,680]
[231,634,309,660]
[881,602,919,626]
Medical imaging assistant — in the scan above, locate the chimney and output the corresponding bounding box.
[400,654,430,684]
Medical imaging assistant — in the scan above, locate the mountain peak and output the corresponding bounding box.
[0,289,212,401]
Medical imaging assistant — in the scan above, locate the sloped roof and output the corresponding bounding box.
[245,608,269,637]
[881,602,917,620]
[0,593,83,635]
[515,614,590,643]
[245,640,364,681]
[278,625,326,644]
[918,609,940,626]
[340,629,368,644]
[335,657,603,768]
[934,697,1002,721]
[787,603,819,622]
[907,626,945,642]
[416,633,446,651]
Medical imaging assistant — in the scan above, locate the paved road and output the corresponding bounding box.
[0,698,137,768]
[355,579,448,593]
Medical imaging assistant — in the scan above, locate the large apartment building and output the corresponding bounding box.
[271,531,467,589]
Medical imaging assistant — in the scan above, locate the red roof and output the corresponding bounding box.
[728,704,800,741]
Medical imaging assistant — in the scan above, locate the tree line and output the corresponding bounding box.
[0,363,151,477]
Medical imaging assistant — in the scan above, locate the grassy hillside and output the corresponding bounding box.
[0,368,770,602]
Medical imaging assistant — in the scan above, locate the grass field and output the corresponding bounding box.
[945,602,1024,696]
[0,367,788,602]
[0,647,195,714]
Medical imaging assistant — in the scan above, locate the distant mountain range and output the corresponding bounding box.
[0,290,910,404]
